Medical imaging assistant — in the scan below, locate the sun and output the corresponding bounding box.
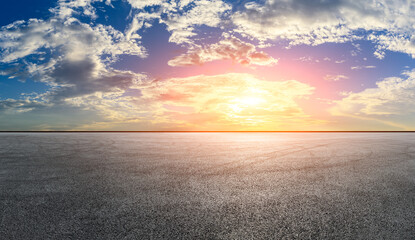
[223,87,271,125]
[236,96,266,106]
[229,87,268,111]
[228,96,266,113]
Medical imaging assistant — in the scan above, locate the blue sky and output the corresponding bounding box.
[1,0,415,130]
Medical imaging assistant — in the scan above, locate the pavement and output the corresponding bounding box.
[0,133,414,239]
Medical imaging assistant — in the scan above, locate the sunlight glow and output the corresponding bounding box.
[144,73,314,130]
[237,96,266,106]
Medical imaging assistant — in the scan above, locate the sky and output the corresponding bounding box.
[1,0,415,131]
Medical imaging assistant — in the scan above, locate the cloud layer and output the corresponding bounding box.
[0,2,147,122]
[138,73,316,130]
[168,34,278,66]
[1,0,415,130]
[331,70,415,129]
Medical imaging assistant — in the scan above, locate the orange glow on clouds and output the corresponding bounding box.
[139,73,326,130]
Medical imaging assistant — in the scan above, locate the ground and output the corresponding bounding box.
[0,133,414,239]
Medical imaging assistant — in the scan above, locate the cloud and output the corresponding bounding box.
[0,1,148,122]
[0,56,146,126]
[162,0,231,45]
[324,74,349,82]
[127,0,165,10]
[47,58,146,100]
[50,0,415,62]
[0,2,148,94]
[3,0,415,131]
[0,98,49,113]
[126,0,231,45]
[0,18,146,63]
[125,12,160,40]
[168,34,278,66]
[369,34,415,59]
[50,0,114,19]
[231,0,353,44]
[351,65,376,70]
[6,72,317,130]
[50,0,231,47]
[231,0,415,58]
[330,69,415,129]
[135,73,317,130]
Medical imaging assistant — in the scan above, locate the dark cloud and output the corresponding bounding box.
[0,11,147,117]
[47,58,139,100]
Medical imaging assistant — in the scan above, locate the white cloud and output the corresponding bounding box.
[161,0,231,45]
[351,65,376,70]
[369,34,415,59]
[0,2,148,119]
[324,74,349,82]
[231,0,415,58]
[44,0,415,61]
[0,18,146,63]
[125,12,160,40]
[51,0,112,19]
[168,34,278,66]
[330,69,415,129]
[0,98,50,114]
[124,0,231,45]
[232,0,353,43]
[127,0,165,10]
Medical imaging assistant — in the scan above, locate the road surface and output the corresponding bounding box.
[0,133,414,239]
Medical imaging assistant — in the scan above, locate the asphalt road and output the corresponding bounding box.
[0,133,414,239]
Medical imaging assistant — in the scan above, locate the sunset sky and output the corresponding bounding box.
[1,0,415,130]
